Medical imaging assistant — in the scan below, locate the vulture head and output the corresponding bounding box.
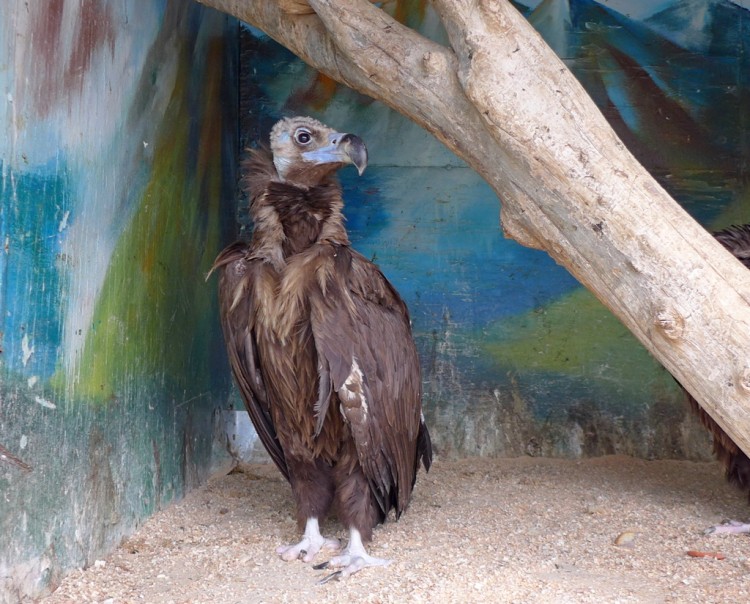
[270,116,368,188]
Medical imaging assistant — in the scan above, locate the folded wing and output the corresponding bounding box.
[309,245,430,516]
[212,242,289,480]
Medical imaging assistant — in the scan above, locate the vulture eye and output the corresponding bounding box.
[294,128,312,145]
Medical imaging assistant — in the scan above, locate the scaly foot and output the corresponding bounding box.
[277,517,340,562]
[315,528,391,583]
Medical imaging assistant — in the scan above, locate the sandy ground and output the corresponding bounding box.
[42,455,750,604]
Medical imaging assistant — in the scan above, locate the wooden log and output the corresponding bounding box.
[197,0,750,457]
[277,0,380,15]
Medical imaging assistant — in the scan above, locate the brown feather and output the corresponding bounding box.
[211,117,432,538]
[211,243,289,480]
[715,224,750,269]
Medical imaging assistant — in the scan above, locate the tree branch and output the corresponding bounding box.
[198,0,750,456]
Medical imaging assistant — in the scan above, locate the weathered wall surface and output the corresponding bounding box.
[238,0,749,460]
[0,1,237,601]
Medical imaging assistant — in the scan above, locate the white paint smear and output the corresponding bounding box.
[58,210,70,232]
[34,396,57,409]
[21,334,34,366]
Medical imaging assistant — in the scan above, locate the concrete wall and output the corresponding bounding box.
[0,1,237,600]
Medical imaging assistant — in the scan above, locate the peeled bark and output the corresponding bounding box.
[198,0,750,456]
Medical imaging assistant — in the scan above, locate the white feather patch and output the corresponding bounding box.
[339,357,368,419]
[230,280,245,312]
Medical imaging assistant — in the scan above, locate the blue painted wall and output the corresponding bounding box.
[0,2,237,600]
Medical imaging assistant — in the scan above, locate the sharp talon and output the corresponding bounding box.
[313,561,330,570]
[317,570,343,585]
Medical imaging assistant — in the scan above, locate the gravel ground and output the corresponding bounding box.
[42,455,750,603]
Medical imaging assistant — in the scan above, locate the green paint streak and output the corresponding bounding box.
[483,288,677,398]
[58,45,225,401]
[482,183,750,407]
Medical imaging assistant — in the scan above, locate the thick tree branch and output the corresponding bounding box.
[198,0,750,456]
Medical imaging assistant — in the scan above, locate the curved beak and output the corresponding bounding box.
[302,132,368,176]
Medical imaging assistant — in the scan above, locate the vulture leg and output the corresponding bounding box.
[277,517,340,562]
[315,528,391,583]
[313,441,391,582]
[276,458,340,562]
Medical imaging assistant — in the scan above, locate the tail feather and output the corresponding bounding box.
[714,224,750,268]
[417,419,433,473]
[685,390,750,500]
[683,223,750,500]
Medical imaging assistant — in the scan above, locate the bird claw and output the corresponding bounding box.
[277,537,340,562]
[319,552,391,579]
[314,549,391,582]
[313,528,392,581]
[316,569,343,585]
[315,554,389,584]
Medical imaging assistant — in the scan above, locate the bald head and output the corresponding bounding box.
[269,116,368,188]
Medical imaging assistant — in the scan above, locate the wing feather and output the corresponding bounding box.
[310,245,430,516]
[212,242,289,480]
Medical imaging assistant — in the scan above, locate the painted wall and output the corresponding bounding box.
[238,0,749,460]
[1,0,747,600]
[0,1,237,601]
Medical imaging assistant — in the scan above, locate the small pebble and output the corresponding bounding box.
[613,531,637,548]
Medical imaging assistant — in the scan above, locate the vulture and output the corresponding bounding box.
[211,116,433,578]
[683,224,750,533]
